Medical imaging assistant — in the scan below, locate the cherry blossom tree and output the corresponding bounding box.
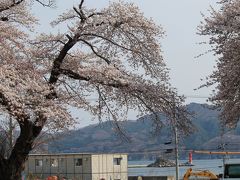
[198,0,240,128]
[0,0,191,179]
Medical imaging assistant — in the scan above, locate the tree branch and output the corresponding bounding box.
[73,7,82,19]
[81,33,135,52]
[88,12,104,18]
[34,0,55,7]
[73,0,86,23]
[79,0,84,9]
[60,68,129,88]
[0,0,24,12]
[96,87,130,142]
[49,34,79,84]
[60,68,90,81]
[79,39,111,64]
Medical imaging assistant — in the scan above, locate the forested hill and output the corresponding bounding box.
[48,103,240,159]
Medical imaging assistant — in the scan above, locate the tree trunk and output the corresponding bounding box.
[0,120,42,180]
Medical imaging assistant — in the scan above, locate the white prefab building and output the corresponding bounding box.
[24,153,128,180]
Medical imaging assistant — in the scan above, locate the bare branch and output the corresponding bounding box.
[79,0,84,9]
[79,39,111,64]
[73,7,82,18]
[81,33,136,53]
[34,0,55,7]
[49,34,79,84]
[60,68,90,81]
[88,12,104,18]
[96,88,130,142]
[73,0,86,22]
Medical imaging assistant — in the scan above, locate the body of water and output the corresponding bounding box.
[128,158,240,178]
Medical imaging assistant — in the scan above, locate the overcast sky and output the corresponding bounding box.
[32,0,219,126]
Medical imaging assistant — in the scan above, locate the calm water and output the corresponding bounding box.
[128,158,240,178]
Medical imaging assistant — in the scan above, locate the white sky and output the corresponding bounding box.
[32,0,219,127]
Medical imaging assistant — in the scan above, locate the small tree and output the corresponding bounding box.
[198,0,240,127]
[0,0,191,179]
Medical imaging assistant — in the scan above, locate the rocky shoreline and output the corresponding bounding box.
[147,157,194,167]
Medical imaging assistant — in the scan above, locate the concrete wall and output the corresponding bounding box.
[25,153,128,180]
[91,154,128,180]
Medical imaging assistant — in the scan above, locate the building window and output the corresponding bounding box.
[75,158,83,166]
[51,158,58,167]
[113,158,122,165]
[35,159,43,167]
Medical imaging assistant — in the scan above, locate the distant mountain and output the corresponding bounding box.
[48,103,240,160]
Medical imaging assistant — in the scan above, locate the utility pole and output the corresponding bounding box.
[220,120,226,180]
[172,95,179,180]
[174,118,179,180]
